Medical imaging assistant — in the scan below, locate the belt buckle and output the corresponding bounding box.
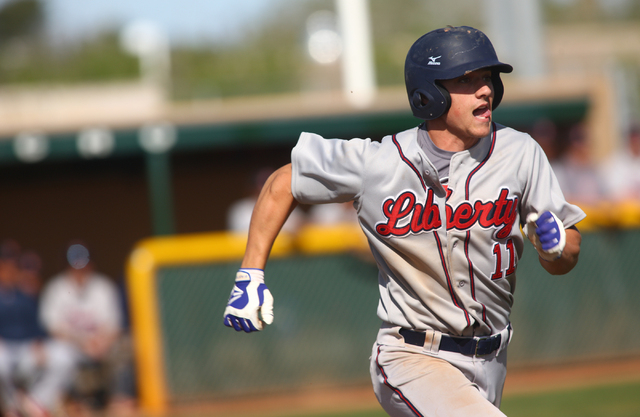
[474,336,491,357]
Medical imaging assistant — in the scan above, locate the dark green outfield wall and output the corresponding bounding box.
[154,228,640,404]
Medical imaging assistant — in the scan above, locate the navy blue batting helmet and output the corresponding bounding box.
[405,26,513,120]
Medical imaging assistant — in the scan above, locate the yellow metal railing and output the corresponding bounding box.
[125,224,367,415]
[571,200,640,231]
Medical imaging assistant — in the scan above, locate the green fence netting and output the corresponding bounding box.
[153,229,640,404]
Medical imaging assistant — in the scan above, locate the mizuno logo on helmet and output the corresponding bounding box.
[428,56,441,65]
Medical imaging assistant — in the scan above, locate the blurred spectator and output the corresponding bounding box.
[551,123,607,205]
[227,167,305,234]
[307,202,358,226]
[601,124,640,202]
[17,250,44,296]
[38,242,135,415]
[531,118,560,162]
[0,239,76,417]
[306,202,370,261]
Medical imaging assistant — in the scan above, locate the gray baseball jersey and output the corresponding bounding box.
[291,123,586,337]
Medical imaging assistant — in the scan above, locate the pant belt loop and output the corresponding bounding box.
[423,329,441,354]
[497,323,513,354]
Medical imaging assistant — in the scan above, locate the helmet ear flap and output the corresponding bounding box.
[409,84,450,120]
[411,89,433,109]
[434,81,451,115]
[491,73,505,110]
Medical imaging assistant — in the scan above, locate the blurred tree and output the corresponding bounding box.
[171,0,315,100]
[0,0,44,43]
[543,0,640,23]
[0,29,138,84]
[0,0,639,100]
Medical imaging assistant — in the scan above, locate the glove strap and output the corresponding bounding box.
[236,268,265,283]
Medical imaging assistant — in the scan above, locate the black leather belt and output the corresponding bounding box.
[399,328,502,356]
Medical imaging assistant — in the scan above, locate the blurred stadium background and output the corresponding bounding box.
[1,0,640,415]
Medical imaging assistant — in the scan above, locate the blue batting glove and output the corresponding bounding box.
[223,269,274,332]
[524,211,566,261]
[536,211,563,251]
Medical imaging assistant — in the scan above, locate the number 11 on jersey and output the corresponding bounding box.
[491,239,516,280]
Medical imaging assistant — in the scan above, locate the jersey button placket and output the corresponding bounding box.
[448,237,467,293]
[447,238,461,291]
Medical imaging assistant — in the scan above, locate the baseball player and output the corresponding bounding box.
[223,26,585,416]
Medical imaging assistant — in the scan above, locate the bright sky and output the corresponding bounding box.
[37,0,287,45]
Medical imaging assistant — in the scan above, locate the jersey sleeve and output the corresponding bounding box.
[291,132,372,204]
[520,138,586,228]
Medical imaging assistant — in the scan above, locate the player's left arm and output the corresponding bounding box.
[524,211,581,275]
[538,226,581,275]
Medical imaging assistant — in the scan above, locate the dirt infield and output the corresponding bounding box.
[503,356,640,395]
[172,386,379,417]
[169,356,640,417]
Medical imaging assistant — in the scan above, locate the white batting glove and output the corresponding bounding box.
[523,211,566,261]
[223,269,274,332]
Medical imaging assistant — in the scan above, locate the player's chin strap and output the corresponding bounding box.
[523,211,566,261]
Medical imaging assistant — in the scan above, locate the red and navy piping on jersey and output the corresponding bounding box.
[392,134,427,191]
[387,125,509,328]
[434,232,472,326]
[464,123,497,199]
[375,345,424,417]
[465,231,488,325]
[462,123,498,327]
[391,124,498,199]
[391,132,472,325]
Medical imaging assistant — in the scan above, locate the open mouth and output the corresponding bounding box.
[473,104,491,120]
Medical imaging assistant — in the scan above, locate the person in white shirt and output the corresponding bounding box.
[39,242,130,413]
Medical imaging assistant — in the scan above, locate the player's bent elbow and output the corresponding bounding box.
[265,164,294,198]
[540,254,579,275]
[540,228,582,275]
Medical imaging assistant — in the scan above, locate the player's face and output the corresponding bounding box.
[439,69,494,144]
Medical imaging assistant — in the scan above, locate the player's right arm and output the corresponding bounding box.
[223,164,297,332]
[224,134,368,332]
[241,163,297,269]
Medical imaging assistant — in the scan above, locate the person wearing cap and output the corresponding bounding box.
[222,26,584,416]
[0,240,76,417]
[38,242,128,414]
